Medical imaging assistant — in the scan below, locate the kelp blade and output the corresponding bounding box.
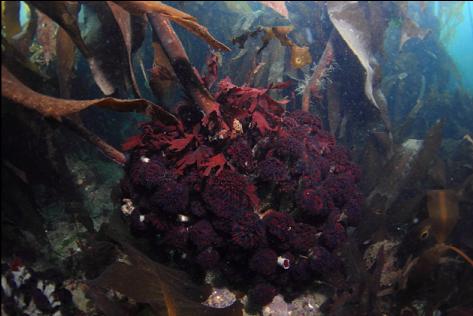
[426,190,459,243]
[1,65,178,125]
[114,1,230,51]
[89,243,242,316]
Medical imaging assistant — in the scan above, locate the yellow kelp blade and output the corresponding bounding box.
[1,1,21,40]
[291,45,312,69]
[426,190,459,243]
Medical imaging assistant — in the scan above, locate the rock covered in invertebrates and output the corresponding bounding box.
[121,76,363,307]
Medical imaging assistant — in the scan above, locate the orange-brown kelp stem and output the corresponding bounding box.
[302,31,335,112]
[445,244,473,267]
[147,13,221,119]
[63,118,127,166]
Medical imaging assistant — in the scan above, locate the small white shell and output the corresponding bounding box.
[121,199,135,215]
[277,256,290,270]
[232,119,243,134]
[202,288,236,309]
[177,214,190,222]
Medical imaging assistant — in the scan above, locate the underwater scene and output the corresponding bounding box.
[1,1,473,315]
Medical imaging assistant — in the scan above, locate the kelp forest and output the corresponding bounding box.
[1,1,473,316]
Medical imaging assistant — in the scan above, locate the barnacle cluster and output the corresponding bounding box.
[120,76,363,305]
[1,259,76,315]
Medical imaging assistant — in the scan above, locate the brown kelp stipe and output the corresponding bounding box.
[148,13,228,131]
[444,244,473,267]
[1,65,178,165]
[62,118,127,166]
[113,1,230,52]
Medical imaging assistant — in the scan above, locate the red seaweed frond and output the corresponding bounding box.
[122,135,142,151]
[246,183,260,209]
[252,111,277,135]
[203,53,219,90]
[167,133,195,152]
[201,153,227,176]
[175,145,213,174]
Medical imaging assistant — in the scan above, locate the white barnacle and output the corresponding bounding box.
[14,293,27,309]
[37,281,57,306]
[12,266,31,288]
[44,283,56,304]
[338,211,348,223]
[1,276,12,297]
[24,299,38,315]
[140,156,150,163]
[277,256,290,270]
[177,214,190,223]
[121,198,135,215]
[232,119,243,134]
